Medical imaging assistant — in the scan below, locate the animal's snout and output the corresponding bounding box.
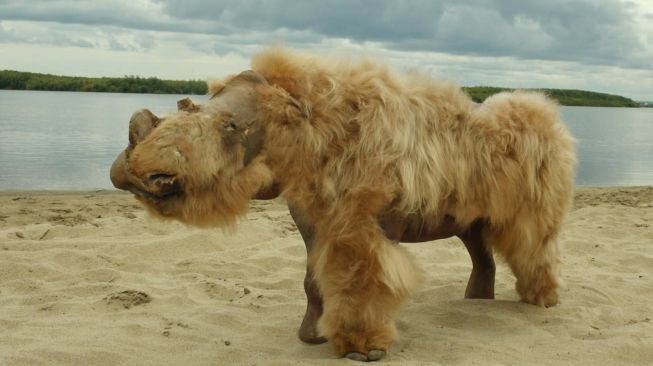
[110,108,160,192]
[110,150,131,191]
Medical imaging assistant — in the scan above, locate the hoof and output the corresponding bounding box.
[464,269,495,300]
[344,349,386,362]
[299,333,328,344]
[346,352,368,362]
[298,313,327,344]
[518,283,559,307]
[367,349,386,361]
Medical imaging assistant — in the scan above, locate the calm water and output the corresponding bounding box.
[0,90,652,189]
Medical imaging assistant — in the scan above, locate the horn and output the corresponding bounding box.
[129,109,159,147]
[177,97,200,112]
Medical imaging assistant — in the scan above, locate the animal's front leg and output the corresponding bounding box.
[311,210,419,361]
[288,205,327,344]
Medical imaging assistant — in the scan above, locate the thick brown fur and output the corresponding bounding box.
[249,49,575,354]
[112,48,576,359]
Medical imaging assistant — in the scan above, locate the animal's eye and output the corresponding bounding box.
[222,120,238,131]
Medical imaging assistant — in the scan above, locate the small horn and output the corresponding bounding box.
[129,109,159,147]
[177,98,200,112]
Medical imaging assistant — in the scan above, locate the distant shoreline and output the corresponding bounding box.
[462,86,642,108]
[1,69,642,108]
[0,70,206,95]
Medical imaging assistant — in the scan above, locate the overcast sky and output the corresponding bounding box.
[1,0,652,100]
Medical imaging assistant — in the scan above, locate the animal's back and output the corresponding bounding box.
[252,48,575,227]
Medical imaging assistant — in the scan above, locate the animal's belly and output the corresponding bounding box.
[379,212,465,243]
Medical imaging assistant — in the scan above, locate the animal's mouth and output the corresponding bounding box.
[128,185,183,202]
[123,173,184,203]
[129,173,183,202]
[110,149,183,203]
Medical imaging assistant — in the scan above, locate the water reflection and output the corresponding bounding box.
[561,106,653,186]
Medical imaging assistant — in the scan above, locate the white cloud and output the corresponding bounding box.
[0,0,651,100]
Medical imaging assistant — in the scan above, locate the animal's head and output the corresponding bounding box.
[109,70,301,227]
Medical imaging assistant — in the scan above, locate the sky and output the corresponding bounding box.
[0,0,652,101]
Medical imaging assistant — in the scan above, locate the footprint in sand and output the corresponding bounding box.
[162,320,190,337]
[47,214,88,226]
[103,290,151,309]
[48,208,73,214]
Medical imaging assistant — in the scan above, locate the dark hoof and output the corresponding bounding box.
[345,352,368,362]
[367,349,386,361]
[345,349,386,362]
[298,317,327,344]
[299,333,327,344]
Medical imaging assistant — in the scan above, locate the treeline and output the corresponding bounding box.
[0,70,207,95]
[463,86,640,107]
[0,70,640,107]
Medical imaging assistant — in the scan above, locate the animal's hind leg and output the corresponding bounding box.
[514,235,561,307]
[457,220,495,299]
[488,224,561,307]
[289,205,327,344]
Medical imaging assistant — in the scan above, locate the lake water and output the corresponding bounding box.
[0,90,652,190]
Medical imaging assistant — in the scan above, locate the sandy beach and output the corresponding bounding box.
[1,187,651,365]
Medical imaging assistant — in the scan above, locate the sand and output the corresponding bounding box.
[1,187,651,365]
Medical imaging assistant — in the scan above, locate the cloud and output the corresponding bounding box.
[155,0,652,68]
[0,0,651,100]
[159,0,444,41]
[0,1,167,31]
[0,0,235,38]
[2,0,651,68]
[0,21,19,42]
[0,20,95,48]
